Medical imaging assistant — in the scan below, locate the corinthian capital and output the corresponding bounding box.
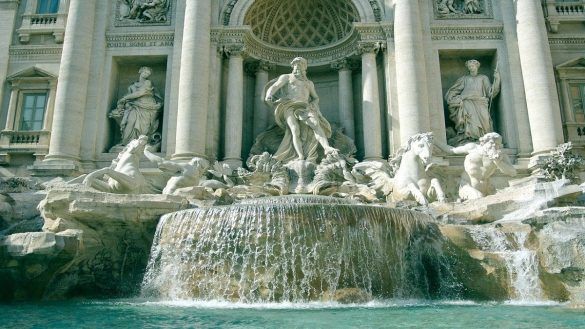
[331,58,358,71]
[357,41,385,55]
[223,44,246,57]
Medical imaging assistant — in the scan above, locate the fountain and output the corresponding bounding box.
[141,195,456,302]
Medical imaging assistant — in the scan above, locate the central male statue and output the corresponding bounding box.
[264,57,337,164]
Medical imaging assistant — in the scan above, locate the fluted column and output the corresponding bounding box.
[394,0,430,144]
[223,45,245,168]
[332,59,356,140]
[515,0,564,154]
[251,61,273,137]
[44,0,97,166]
[173,0,212,159]
[359,42,383,160]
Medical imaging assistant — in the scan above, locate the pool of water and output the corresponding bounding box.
[1,300,584,329]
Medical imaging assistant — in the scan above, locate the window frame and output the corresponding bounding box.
[36,0,60,14]
[17,91,49,132]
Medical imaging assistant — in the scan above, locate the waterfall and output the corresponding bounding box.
[142,195,455,303]
[468,225,543,302]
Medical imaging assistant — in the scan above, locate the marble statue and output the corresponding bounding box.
[144,150,209,195]
[445,59,500,145]
[264,57,338,164]
[355,132,445,206]
[120,0,169,22]
[464,0,482,14]
[437,0,459,14]
[109,67,162,149]
[437,132,516,201]
[437,0,483,14]
[83,135,155,194]
[236,152,290,195]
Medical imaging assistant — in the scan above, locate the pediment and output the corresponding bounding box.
[7,66,57,81]
[556,57,585,70]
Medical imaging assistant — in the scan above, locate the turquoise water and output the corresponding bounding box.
[1,300,584,328]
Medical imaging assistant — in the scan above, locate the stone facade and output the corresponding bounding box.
[0,0,583,176]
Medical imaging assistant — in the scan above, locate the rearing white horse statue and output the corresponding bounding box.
[82,135,154,194]
[354,132,445,205]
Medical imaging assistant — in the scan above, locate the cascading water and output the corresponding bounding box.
[465,180,574,303]
[468,225,542,302]
[142,195,456,302]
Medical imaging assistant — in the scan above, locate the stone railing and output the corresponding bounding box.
[29,14,58,25]
[544,0,585,32]
[17,13,67,43]
[0,130,50,164]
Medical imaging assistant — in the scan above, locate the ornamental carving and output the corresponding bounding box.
[211,21,386,67]
[222,0,383,26]
[115,0,172,27]
[430,26,503,41]
[434,0,493,20]
[244,0,359,49]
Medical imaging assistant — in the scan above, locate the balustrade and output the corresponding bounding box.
[544,0,585,32]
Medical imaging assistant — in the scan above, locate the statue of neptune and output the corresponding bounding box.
[264,57,338,164]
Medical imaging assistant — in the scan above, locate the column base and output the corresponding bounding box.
[29,160,80,177]
[171,152,207,161]
[528,149,555,171]
[221,159,243,170]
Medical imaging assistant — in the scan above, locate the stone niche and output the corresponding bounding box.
[105,56,167,152]
[439,50,500,146]
[237,63,347,160]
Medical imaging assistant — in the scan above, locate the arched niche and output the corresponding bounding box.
[224,0,381,27]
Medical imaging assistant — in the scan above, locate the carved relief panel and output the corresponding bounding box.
[433,0,493,19]
[115,0,172,27]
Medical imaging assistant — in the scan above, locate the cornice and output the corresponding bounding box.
[9,45,62,61]
[548,35,585,50]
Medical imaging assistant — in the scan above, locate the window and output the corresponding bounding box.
[19,93,47,131]
[570,83,585,123]
[36,0,59,14]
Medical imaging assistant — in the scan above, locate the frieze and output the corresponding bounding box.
[431,25,503,41]
[355,23,386,41]
[9,46,62,62]
[106,32,174,48]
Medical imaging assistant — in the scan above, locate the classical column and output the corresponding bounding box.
[515,0,564,155]
[0,0,19,129]
[173,0,212,159]
[500,0,532,156]
[251,61,273,137]
[223,45,245,168]
[206,44,223,160]
[332,59,356,140]
[394,0,430,144]
[359,42,383,160]
[43,0,97,167]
